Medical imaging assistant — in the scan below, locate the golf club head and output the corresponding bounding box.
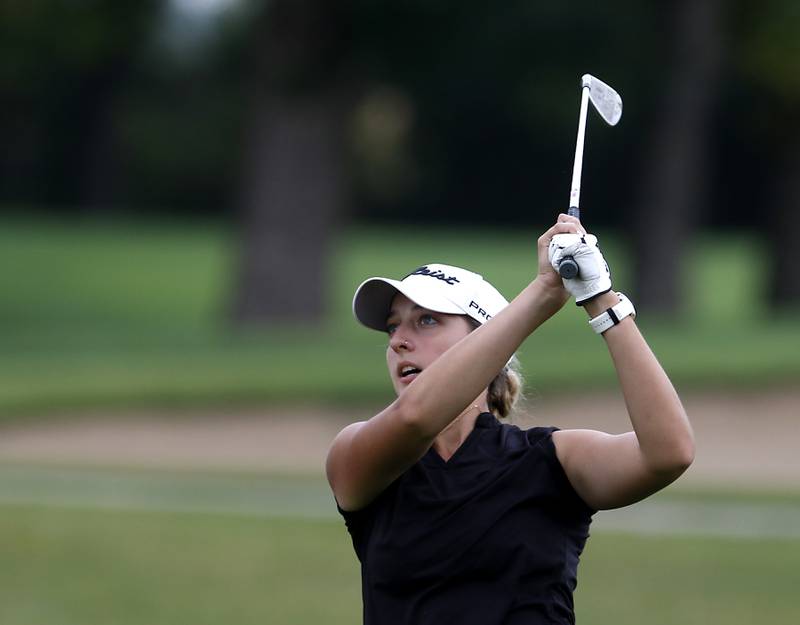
[581,74,622,126]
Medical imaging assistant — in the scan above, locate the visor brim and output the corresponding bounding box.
[352,277,464,331]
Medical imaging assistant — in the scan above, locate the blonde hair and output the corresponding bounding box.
[465,318,524,419]
[488,357,524,419]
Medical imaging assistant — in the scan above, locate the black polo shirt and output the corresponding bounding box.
[337,412,595,625]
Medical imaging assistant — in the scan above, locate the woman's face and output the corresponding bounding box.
[385,293,474,396]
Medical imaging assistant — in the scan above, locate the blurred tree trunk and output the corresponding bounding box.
[631,0,724,317]
[768,137,800,306]
[735,0,800,309]
[231,0,352,326]
[76,66,131,210]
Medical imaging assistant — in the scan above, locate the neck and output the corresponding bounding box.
[432,400,488,461]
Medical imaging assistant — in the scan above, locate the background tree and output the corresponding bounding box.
[630,0,725,317]
[230,0,355,325]
[735,0,800,308]
[2,1,797,324]
[0,0,162,209]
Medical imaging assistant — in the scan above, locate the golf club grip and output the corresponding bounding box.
[558,206,581,278]
[558,257,579,279]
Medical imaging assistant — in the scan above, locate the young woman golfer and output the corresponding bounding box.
[326,215,695,624]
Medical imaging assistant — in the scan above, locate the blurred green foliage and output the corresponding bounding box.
[0,1,163,203]
[0,216,797,416]
[0,1,794,229]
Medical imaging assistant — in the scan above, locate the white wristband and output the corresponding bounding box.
[589,293,636,335]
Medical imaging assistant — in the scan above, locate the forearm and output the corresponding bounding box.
[397,279,564,438]
[586,293,695,473]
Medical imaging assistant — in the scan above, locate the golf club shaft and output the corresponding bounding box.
[568,85,591,218]
[558,85,591,279]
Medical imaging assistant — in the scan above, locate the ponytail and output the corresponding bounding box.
[488,356,524,419]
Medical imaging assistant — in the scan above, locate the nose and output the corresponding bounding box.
[389,333,412,353]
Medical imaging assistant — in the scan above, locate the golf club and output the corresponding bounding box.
[558,74,623,279]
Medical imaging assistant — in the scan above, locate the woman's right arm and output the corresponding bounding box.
[326,220,579,511]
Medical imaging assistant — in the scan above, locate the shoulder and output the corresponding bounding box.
[486,420,561,462]
[494,423,595,514]
[523,425,559,445]
[520,425,563,465]
[500,422,559,452]
[550,428,620,464]
[331,420,367,443]
[326,421,366,464]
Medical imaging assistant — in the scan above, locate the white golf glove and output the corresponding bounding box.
[548,233,612,305]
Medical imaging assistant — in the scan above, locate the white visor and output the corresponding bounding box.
[352,263,509,332]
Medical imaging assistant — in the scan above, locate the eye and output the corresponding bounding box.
[418,314,437,327]
[385,322,397,336]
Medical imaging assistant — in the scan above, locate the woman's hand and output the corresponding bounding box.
[535,214,586,303]
[548,232,612,305]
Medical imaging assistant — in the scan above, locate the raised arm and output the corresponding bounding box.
[550,226,695,510]
[326,222,578,511]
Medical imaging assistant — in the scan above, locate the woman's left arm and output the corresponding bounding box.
[552,291,695,511]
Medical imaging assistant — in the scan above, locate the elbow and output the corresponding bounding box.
[641,417,695,479]
[657,407,696,476]
[653,433,695,478]
[671,441,695,476]
[679,436,696,471]
[681,429,696,466]
[674,417,696,472]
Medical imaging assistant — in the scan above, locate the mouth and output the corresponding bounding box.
[397,363,423,383]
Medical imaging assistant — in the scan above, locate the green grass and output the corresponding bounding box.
[1,500,798,625]
[0,506,361,625]
[578,532,800,625]
[0,214,797,415]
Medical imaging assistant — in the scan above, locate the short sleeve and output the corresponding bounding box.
[524,425,559,446]
[526,426,597,516]
[334,497,367,554]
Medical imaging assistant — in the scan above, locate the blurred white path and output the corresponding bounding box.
[0,388,797,489]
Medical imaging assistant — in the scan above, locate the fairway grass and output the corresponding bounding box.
[0,506,361,625]
[0,216,798,415]
[1,503,798,625]
[577,532,800,625]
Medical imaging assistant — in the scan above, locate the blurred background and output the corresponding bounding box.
[0,1,798,624]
